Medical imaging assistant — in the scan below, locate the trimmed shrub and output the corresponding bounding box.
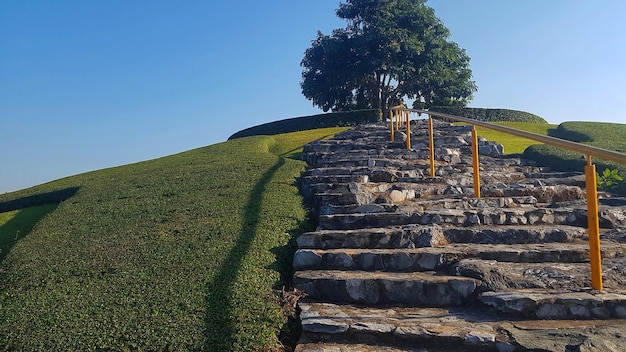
[523,121,626,196]
[228,109,381,140]
[428,107,548,124]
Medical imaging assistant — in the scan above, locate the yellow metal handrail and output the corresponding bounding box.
[389,107,626,291]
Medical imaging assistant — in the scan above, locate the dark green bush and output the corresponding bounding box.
[228,109,381,140]
[548,122,593,143]
[523,144,587,172]
[427,107,548,124]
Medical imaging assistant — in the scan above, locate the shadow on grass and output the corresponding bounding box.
[0,204,59,262]
[0,187,79,213]
[204,157,286,351]
[276,133,338,161]
[0,188,79,262]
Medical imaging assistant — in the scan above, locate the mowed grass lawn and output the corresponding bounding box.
[0,127,347,351]
[523,121,626,195]
[472,121,557,154]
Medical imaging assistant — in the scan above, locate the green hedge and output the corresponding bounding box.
[228,109,381,140]
[550,122,626,152]
[523,121,626,196]
[427,107,548,124]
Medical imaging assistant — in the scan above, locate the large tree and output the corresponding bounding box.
[301,0,477,118]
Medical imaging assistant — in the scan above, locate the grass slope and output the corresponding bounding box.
[473,122,557,154]
[0,127,347,351]
[523,121,626,195]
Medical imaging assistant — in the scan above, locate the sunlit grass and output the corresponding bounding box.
[524,121,626,195]
[270,127,348,159]
[472,122,557,154]
[0,128,342,351]
[0,204,58,260]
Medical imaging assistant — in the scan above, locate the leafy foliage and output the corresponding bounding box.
[0,129,341,351]
[597,168,623,191]
[301,0,476,117]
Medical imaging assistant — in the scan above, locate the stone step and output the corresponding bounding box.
[317,205,592,230]
[305,168,431,182]
[304,181,448,201]
[524,173,587,187]
[292,243,626,272]
[303,148,426,160]
[457,253,626,291]
[322,196,540,215]
[304,166,370,177]
[479,289,626,320]
[303,148,477,167]
[317,184,466,206]
[481,184,586,203]
[297,302,626,352]
[293,270,479,306]
[302,174,361,185]
[297,225,588,249]
[295,342,425,352]
[441,225,588,244]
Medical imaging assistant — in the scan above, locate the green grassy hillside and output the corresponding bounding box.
[524,121,626,195]
[473,121,557,154]
[0,127,347,351]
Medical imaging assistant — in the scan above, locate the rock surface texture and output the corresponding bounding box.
[293,120,626,351]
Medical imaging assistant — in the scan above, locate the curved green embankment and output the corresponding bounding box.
[0,127,346,351]
[472,121,557,154]
[524,121,626,195]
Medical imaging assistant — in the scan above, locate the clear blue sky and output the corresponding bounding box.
[2,1,625,193]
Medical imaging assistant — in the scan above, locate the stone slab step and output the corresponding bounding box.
[293,243,626,272]
[298,302,504,351]
[458,255,626,291]
[293,270,479,306]
[296,225,588,249]
[318,205,591,230]
[479,289,626,320]
[320,196,542,216]
[304,166,370,177]
[302,174,362,185]
[441,224,587,244]
[295,342,426,352]
[297,302,626,351]
[481,184,586,203]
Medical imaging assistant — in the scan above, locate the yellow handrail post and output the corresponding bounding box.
[389,110,394,142]
[585,155,603,290]
[395,111,400,131]
[405,111,411,150]
[428,115,435,177]
[471,126,481,198]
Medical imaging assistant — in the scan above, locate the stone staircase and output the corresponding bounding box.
[293,120,626,351]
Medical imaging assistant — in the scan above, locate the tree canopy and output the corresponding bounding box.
[300,0,477,117]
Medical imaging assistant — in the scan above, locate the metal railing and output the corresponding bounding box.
[389,107,626,291]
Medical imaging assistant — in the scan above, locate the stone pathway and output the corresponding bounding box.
[293,120,626,351]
